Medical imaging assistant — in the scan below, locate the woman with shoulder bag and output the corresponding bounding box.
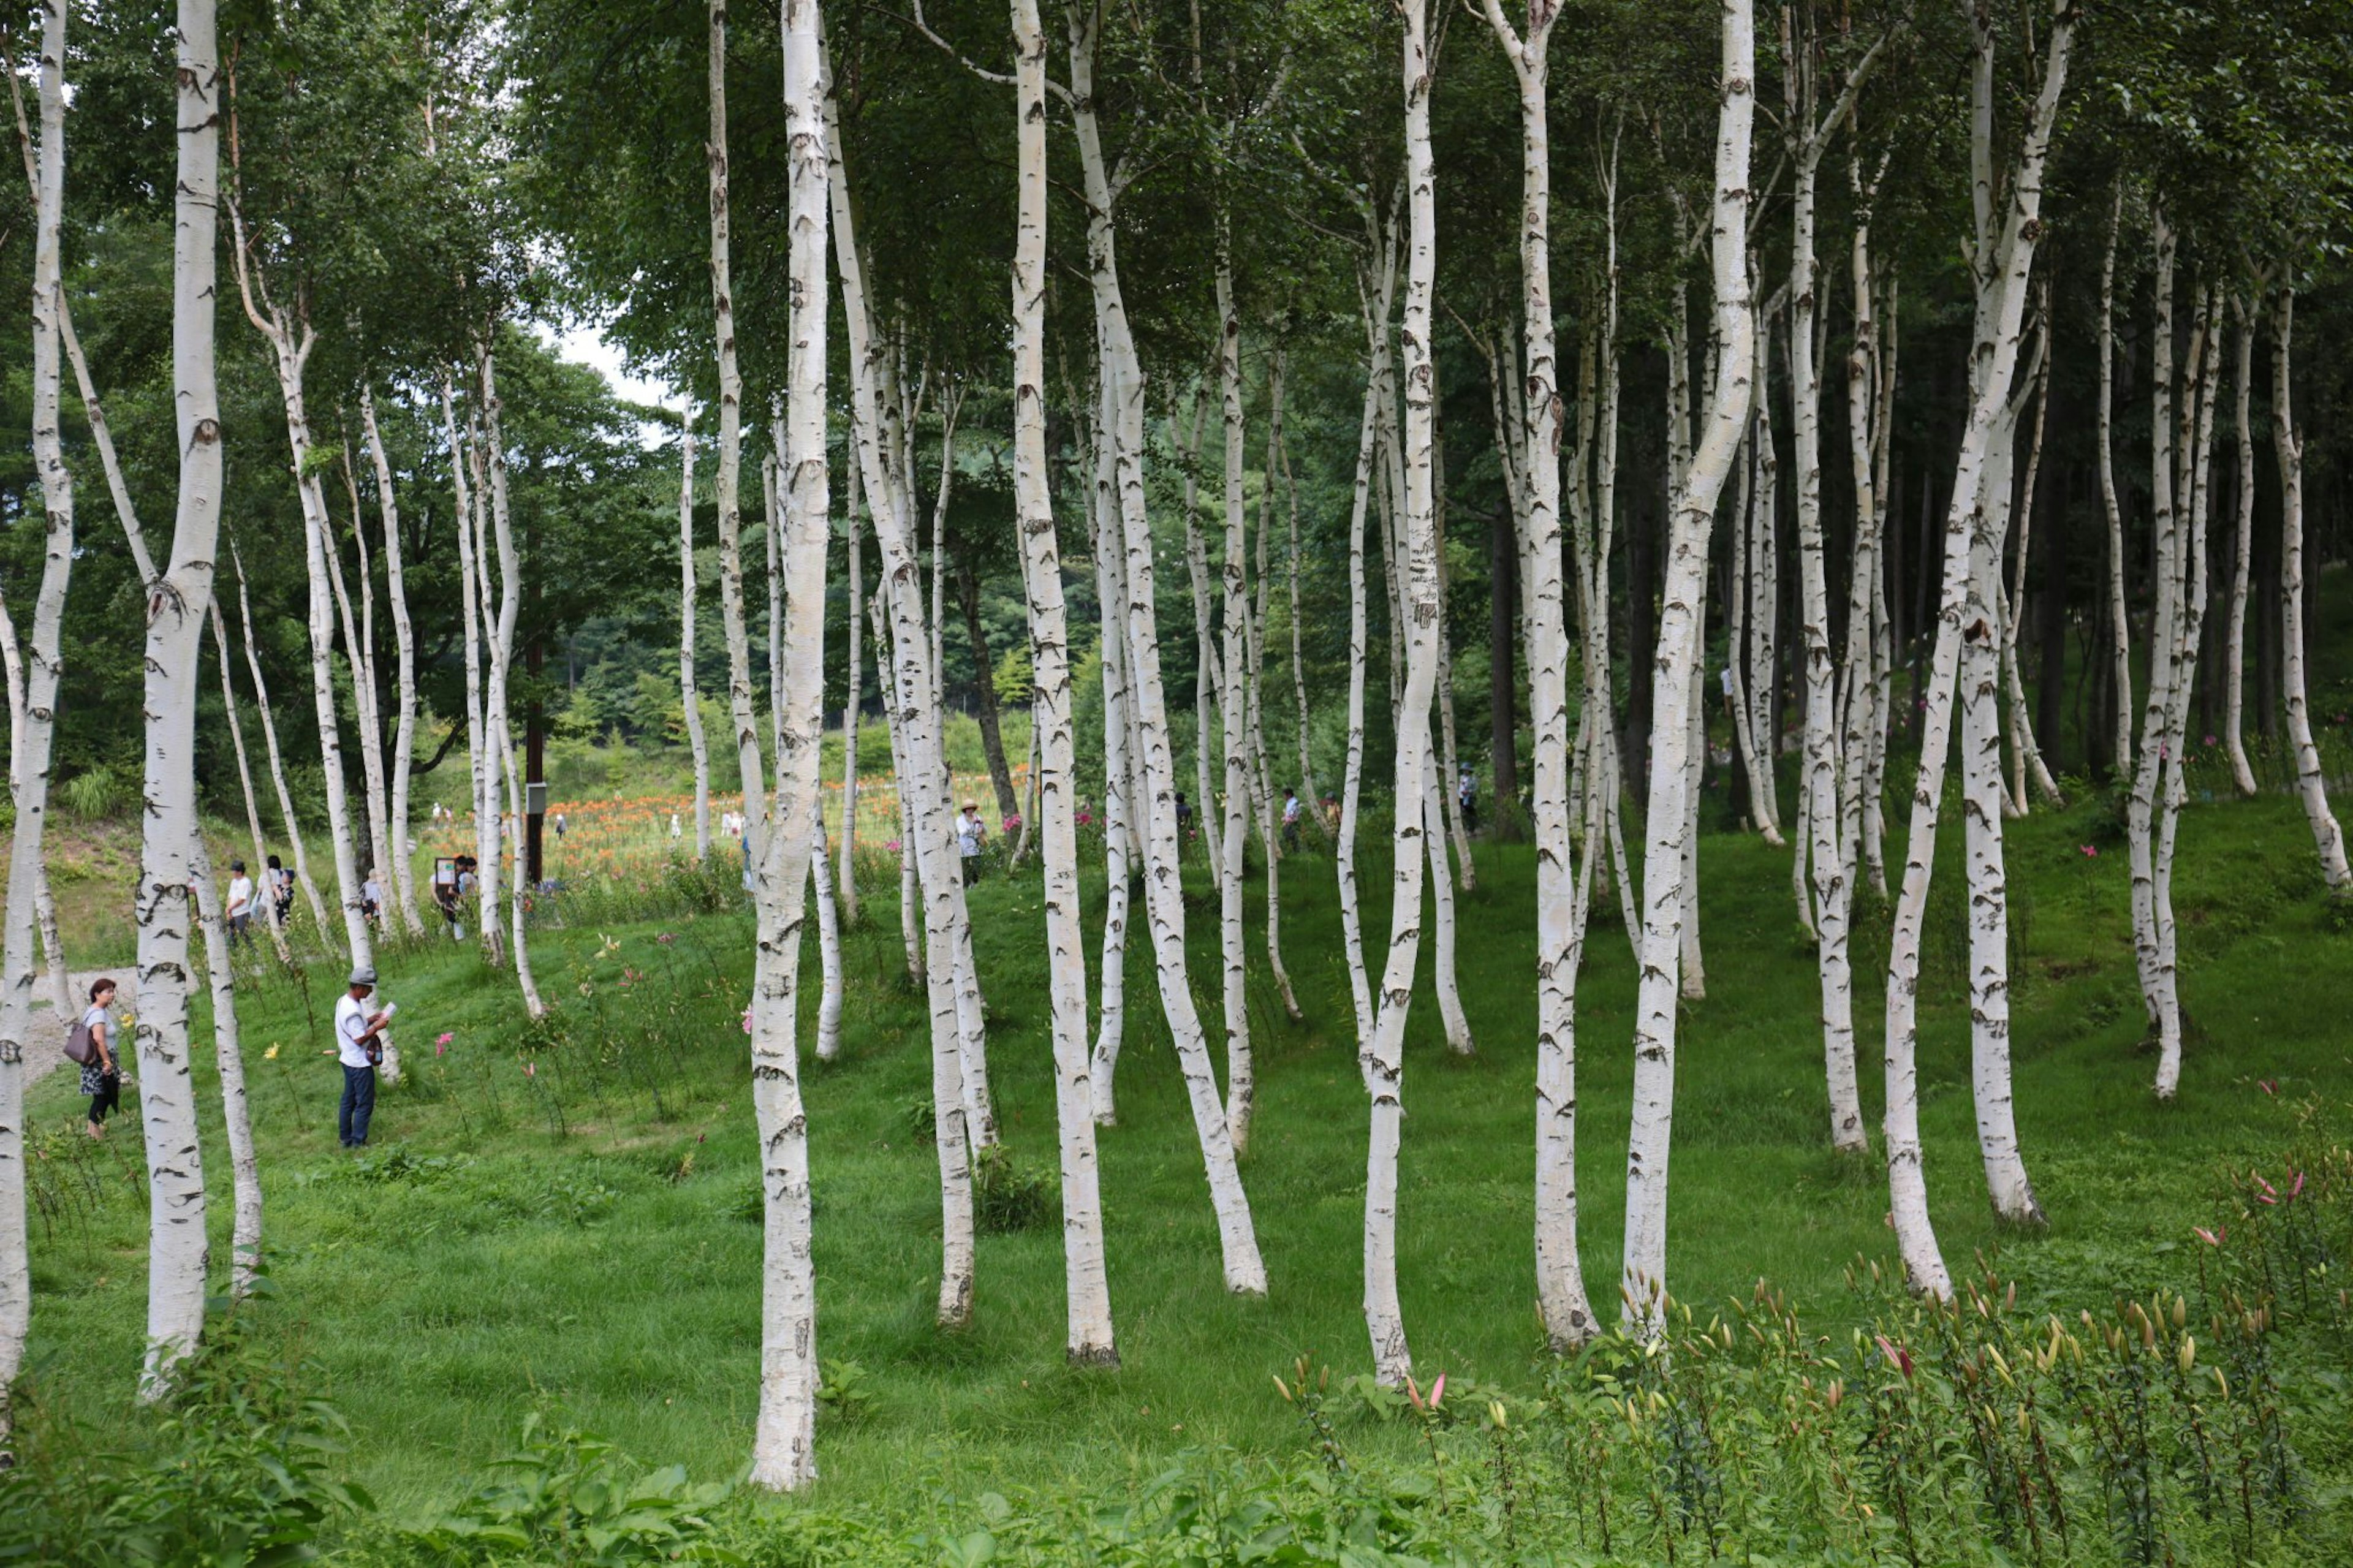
[78,978,123,1139]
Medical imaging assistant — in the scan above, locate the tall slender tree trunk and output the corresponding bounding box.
[2223,301,2258,800]
[1011,0,1116,1361]
[742,0,826,1491]
[189,832,260,1297]
[957,557,1019,819]
[1621,0,1757,1326]
[2268,289,2350,892]
[827,63,979,1324]
[457,405,504,964]
[708,0,765,866]
[1365,0,1442,1385]
[209,606,291,960]
[1882,4,2072,1291]
[327,452,395,907]
[1069,0,1265,1295]
[1281,417,1322,839]
[1179,389,1220,865]
[361,387,425,933]
[1213,246,1256,1153]
[1088,407,1135,1126]
[133,0,224,1396]
[2099,194,2134,790]
[838,454,863,919]
[1257,349,1303,1020]
[0,0,82,1423]
[681,416,713,858]
[479,349,544,1017]
[232,545,328,926]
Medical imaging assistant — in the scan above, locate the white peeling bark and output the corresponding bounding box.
[681,415,713,858]
[1213,248,1256,1153]
[2268,289,2351,892]
[826,59,977,1324]
[0,0,80,1422]
[360,388,425,934]
[328,450,395,912]
[1087,406,1134,1125]
[1178,388,1220,866]
[1010,0,1116,1361]
[208,605,290,961]
[1257,349,1302,1022]
[232,545,328,926]
[1069,0,1265,1295]
[2097,194,2134,782]
[1882,2,2072,1293]
[838,452,863,918]
[1366,0,1441,1386]
[457,404,505,966]
[188,833,260,1297]
[135,0,224,1398]
[709,0,765,866]
[1621,0,1757,1327]
[742,1,825,1493]
[479,349,543,1021]
[2223,301,2258,800]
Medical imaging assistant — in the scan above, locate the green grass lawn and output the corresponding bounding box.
[20,779,2352,1532]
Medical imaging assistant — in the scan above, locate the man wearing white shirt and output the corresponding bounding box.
[225,861,256,946]
[335,965,393,1148]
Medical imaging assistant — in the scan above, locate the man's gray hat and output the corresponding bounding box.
[349,965,377,988]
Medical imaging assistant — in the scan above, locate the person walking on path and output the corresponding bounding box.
[957,800,986,886]
[225,861,256,946]
[1282,787,1303,855]
[335,965,394,1149]
[77,979,124,1139]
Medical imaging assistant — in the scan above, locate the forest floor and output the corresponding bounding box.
[17,764,2352,1547]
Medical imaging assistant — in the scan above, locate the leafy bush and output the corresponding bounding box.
[971,1145,1054,1235]
[394,1415,732,1568]
[0,1305,370,1567]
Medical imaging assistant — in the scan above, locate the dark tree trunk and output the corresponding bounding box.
[957,553,1020,821]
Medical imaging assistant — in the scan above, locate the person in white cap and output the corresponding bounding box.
[335,965,394,1148]
[957,800,986,885]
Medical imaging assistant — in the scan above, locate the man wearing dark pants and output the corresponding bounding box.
[335,965,392,1149]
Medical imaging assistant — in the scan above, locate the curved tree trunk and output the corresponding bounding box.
[2269,289,2351,891]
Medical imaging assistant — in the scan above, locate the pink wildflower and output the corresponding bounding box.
[436,1032,455,1046]
[2080,844,2098,857]
[2253,1173,2279,1205]
[2259,1079,2278,1096]
[2193,1225,2225,1247]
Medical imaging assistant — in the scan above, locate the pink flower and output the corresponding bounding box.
[2203,735,2218,748]
[2288,1170,2306,1202]
[2080,845,2098,858]
[741,1006,755,1035]
[436,1032,455,1046]
[524,1061,536,1078]
[2253,1173,2279,1206]
[657,932,676,945]
[1874,1333,1915,1380]
[2194,1225,2226,1247]
[2258,1078,2278,1096]
[435,1042,447,1058]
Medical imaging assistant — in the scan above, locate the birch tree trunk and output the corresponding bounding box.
[1336,212,1399,1053]
[1213,246,1256,1153]
[742,1,827,1490]
[328,452,395,907]
[2223,301,2258,800]
[1280,414,1320,836]
[2268,289,2351,892]
[826,64,978,1324]
[1178,389,1220,865]
[1882,4,2073,1292]
[453,403,504,963]
[2126,220,2184,1046]
[1011,0,1116,1361]
[709,0,767,865]
[1069,0,1265,1295]
[189,832,260,1297]
[0,0,81,1422]
[1621,0,1757,1325]
[1257,349,1303,1020]
[1365,0,1442,1384]
[232,544,328,926]
[225,213,376,980]
[1087,410,1135,1125]
[838,453,863,918]
[680,416,713,857]
[2099,194,2134,782]
[361,387,425,933]
[479,349,542,1019]
[210,605,291,960]
[134,0,224,1396]
[871,588,922,980]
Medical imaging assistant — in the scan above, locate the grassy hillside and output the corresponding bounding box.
[17,763,2351,1546]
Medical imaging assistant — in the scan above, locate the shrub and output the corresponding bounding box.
[971,1145,1054,1235]
[58,766,131,821]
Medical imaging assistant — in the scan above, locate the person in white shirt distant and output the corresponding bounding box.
[360,869,387,926]
[957,801,986,886]
[1282,786,1303,854]
[334,965,393,1149]
[225,861,256,946]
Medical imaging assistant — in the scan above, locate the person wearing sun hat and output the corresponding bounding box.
[333,964,395,1148]
[957,800,987,885]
